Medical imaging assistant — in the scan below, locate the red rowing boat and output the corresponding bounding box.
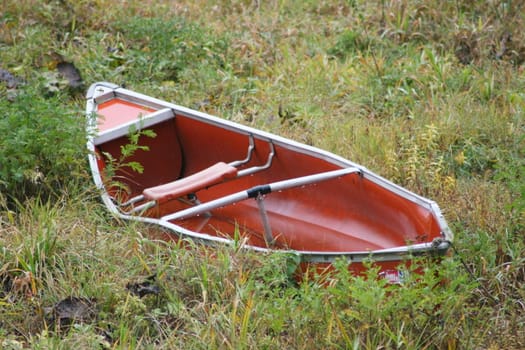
[86,82,452,282]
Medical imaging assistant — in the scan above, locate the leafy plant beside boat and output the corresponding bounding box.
[0,88,85,208]
[99,120,157,201]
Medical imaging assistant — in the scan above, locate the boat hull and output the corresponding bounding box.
[86,82,452,281]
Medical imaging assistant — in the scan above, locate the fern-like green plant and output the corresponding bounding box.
[101,122,156,196]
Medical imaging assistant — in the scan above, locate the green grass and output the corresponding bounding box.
[1,0,524,348]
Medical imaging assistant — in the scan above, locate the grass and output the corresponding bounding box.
[1,0,524,348]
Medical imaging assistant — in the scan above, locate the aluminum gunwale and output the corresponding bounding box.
[86,82,453,263]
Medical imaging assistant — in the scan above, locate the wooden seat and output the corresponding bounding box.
[142,162,238,204]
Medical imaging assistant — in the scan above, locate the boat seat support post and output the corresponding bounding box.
[255,193,274,246]
[237,141,275,177]
[229,134,255,167]
[116,195,156,214]
[126,200,157,214]
[187,193,211,218]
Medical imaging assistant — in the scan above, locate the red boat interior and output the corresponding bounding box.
[93,97,442,253]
